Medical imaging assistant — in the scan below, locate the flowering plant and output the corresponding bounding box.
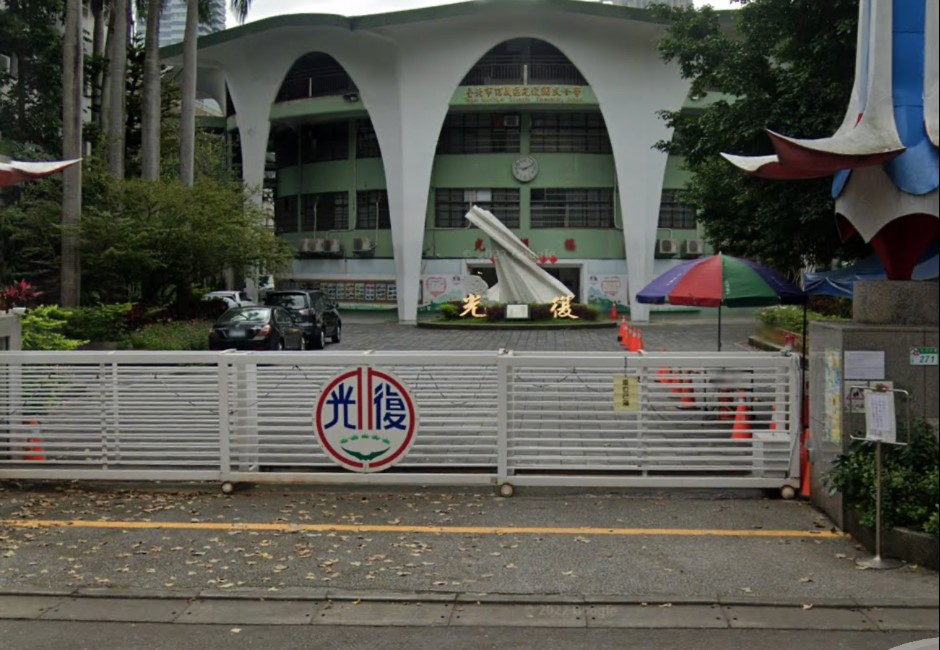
[0,280,43,312]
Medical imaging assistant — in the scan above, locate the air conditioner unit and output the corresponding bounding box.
[502,115,520,128]
[297,239,323,257]
[324,239,343,254]
[311,238,329,253]
[681,239,705,258]
[655,238,678,258]
[352,237,375,255]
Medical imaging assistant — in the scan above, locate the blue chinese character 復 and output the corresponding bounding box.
[373,383,407,431]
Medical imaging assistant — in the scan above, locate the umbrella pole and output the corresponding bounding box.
[718,303,722,352]
[800,303,808,428]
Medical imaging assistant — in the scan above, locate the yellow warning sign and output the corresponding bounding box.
[613,376,639,412]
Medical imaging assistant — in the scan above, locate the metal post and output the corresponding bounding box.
[857,440,903,569]
[717,304,722,352]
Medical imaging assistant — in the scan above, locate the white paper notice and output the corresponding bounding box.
[864,391,896,443]
[844,351,885,380]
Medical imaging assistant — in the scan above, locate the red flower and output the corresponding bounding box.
[475,238,485,252]
[564,238,576,252]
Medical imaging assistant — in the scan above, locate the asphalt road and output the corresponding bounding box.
[0,620,935,650]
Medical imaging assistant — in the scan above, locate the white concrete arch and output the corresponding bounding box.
[366,6,690,321]
[185,5,690,322]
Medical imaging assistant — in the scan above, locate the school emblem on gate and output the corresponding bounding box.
[314,367,418,472]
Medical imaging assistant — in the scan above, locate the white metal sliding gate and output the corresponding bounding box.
[0,350,801,491]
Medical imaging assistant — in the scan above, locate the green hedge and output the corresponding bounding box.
[124,320,212,351]
[825,419,939,536]
[21,306,89,351]
[756,305,846,333]
[63,304,132,342]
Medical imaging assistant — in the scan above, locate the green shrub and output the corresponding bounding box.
[571,303,601,321]
[21,306,89,350]
[64,304,132,341]
[439,303,461,320]
[125,319,212,351]
[825,419,939,536]
[756,305,847,334]
[485,304,506,322]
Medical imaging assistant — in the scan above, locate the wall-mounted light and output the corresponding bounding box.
[343,92,360,103]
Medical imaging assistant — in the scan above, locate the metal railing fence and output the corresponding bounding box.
[1,350,801,490]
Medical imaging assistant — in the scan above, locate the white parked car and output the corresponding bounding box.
[201,291,256,309]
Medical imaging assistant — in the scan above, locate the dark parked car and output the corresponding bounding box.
[263,290,341,349]
[208,306,306,351]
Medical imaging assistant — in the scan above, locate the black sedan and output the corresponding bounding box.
[208,306,306,351]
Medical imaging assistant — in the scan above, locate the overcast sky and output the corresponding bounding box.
[226,0,738,25]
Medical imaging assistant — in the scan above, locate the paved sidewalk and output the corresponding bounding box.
[1,484,936,625]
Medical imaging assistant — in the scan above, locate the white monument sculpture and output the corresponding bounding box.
[465,205,573,304]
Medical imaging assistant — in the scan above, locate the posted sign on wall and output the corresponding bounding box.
[909,347,938,366]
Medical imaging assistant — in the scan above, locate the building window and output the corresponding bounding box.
[530,188,614,228]
[357,190,391,229]
[276,52,358,102]
[530,112,612,154]
[434,189,520,228]
[301,192,349,232]
[658,190,697,229]
[356,121,382,159]
[300,123,348,163]
[272,129,299,168]
[436,113,521,154]
[274,196,298,234]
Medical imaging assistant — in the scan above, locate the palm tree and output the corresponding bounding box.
[61,0,84,306]
[141,0,164,181]
[90,0,108,127]
[179,0,199,185]
[106,0,129,178]
[229,0,251,23]
[180,0,251,185]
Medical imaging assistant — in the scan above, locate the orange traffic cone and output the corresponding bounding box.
[24,419,45,461]
[800,427,812,498]
[731,393,752,439]
[635,328,645,352]
[617,317,627,343]
[768,404,778,431]
[623,325,634,351]
[609,303,618,320]
[627,327,640,352]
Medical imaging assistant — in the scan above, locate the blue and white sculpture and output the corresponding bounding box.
[723,0,938,280]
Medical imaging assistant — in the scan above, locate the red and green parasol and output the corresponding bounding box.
[636,253,807,351]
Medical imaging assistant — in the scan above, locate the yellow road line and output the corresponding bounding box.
[0,518,842,538]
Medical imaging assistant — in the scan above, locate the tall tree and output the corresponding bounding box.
[60,0,84,306]
[141,0,164,180]
[229,0,251,23]
[0,0,64,155]
[90,0,108,127]
[106,0,129,178]
[179,0,199,186]
[180,0,250,185]
[652,0,868,277]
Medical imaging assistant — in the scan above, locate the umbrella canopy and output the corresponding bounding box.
[0,159,81,188]
[637,254,807,308]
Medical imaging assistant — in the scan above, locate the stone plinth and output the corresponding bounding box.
[854,281,939,326]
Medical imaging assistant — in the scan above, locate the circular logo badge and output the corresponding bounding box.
[314,367,418,472]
